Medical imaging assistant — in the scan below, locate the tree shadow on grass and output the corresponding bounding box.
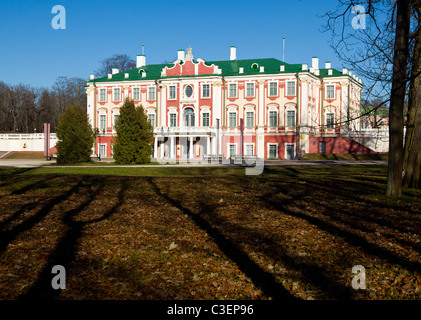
[19,177,128,300]
[0,178,85,256]
[195,196,355,299]
[147,177,296,301]
[259,182,421,275]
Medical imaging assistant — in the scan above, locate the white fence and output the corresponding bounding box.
[0,133,57,152]
[348,129,389,153]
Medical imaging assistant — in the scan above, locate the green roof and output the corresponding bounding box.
[87,58,354,83]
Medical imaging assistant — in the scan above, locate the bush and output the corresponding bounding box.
[56,105,95,164]
[112,98,154,164]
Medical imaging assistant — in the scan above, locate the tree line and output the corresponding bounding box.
[0,54,135,134]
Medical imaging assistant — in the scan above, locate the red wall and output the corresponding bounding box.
[309,137,375,154]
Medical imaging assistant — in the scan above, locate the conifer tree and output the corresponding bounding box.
[56,105,95,164]
[112,98,153,164]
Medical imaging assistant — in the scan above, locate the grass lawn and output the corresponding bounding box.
[0,164,420,300]
[3,152,45,159]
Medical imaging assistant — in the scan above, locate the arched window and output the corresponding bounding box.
[184,107,195,127]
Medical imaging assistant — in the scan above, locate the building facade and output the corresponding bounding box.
[86,46,364,159]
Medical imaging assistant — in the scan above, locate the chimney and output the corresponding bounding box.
[302,63,308,70]
[325,61,331,69]
[312,57,319,70]
[89,74,95,80]
[328,69,333,75]
[124,73,129,79]
[230,46,236,60]
[280,65,285,72]
[137,55,146,68]
[178,49,185,61]
[112,68,119,74]
[239,67,244,73]
[107,74,112,79]
[342,68,348,75]
[259,66,264,72]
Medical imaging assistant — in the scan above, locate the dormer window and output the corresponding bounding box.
[251,63,259,70]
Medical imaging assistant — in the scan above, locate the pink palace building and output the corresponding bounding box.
[86,46,367,160]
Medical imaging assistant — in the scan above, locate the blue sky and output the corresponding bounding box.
[0,0,355,88]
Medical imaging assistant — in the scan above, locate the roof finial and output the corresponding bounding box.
[185,46,194,61]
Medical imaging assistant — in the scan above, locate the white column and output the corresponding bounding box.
[154,137,158,158]
[189,137,194,159]
[170,136,175,158]
[207,136,210,156]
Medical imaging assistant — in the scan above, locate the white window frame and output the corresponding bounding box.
[99,88,106,102]
[202,112,210,127]
[268,143,278,158]
[228,83,237,98]
[286,110,296,127]
[268,110,278,127]
[113,114,119,129]
[202,83,210,98]
[133,87,140,101]
[228,112,237,128]
[284,143,296,160]
[99,114,106,130]
[286,81,296,96]
[113,88,121,102]
[148,86,156,100]
[246,111,254,127]
[229,144,237,157]
[148,113,155,128]
[245,82,255,98]
[245,143,254,156]
[326,112,335,129]
[168,85,177,100]
[326,84,335,99]
[268,81,278,97]
[169,113,177,127]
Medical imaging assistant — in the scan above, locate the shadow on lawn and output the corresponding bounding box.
[147,177,296,301]
[19,177,128,300]
[259,180,421,275]
[0,178,85,256]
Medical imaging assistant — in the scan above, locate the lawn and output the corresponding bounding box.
[0,164,420,300]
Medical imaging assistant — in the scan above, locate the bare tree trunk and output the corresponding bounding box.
[386,0,411,197]
[403,5,421,188]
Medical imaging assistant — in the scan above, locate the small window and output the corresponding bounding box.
[319,141,326,153]
[228,83,237,98]
[169,85,176,100]
[245,144,254,156]
[202,113,210,127]
[113,88,121,101]
[229,112,237,128]
[251,63,259,70]
[312,140,317,147]
[99,88,106,102]
[269,82,278,97]
[113,114,119,128]
[268,144,277,158]
[148,114,155,128]
[246,111,254,127]
[202,84,210,98]
[169,113,177,127]
[287,110,295,127]
[269,111,278,127]
[185,85,193,98]
[133,87,140,101]
[148,86,156,100]
[99,114,106,130]
[326,85,335,99]
[246,83,255,98]
[286,81,295,96]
